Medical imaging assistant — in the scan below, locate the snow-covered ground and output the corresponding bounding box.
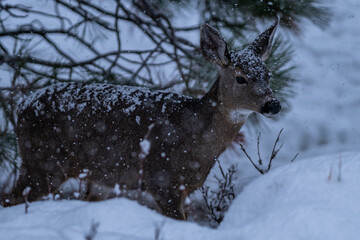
[1,152,359,240]
[1,0,360,239]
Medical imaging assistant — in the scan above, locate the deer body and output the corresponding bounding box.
[8,21,281,220]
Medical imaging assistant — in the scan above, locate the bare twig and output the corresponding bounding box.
[138,123,155,202]
[239,143,265,174]
[154,220,165,240]
[268,128,284,172]
[77,169,91,199]
[22,186,31,214]
[200,162,237,227]
[290,152,299,162]
[327,165,333,181]
[85,221,100,240]
[256,132,263,165]
[338,156,342,182]
[239,129,298,175]
[56,161,68,179]
[107,0,122,74]
[216,158,226,178]
[46,172,52,195]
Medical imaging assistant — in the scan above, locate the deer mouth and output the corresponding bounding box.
[260,99,281,117]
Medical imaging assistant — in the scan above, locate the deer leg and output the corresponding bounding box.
[1,166,31,206]
[7,165,64,206]
[0,190,22,207]
[152,188,186,220]
[85,181,113,201]
[22,173,50,202]
[1,168,46,206]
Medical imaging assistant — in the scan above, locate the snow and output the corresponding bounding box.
[135,116,141,125]
[228,108,252,123]
[18,82,190,116]
[220,152,360,240]
[231,48,269,82]
[139,139,151,155]
[113,184,121,197]
[0,198,212,240]
[1,152,360,239]
[21,187,31,197]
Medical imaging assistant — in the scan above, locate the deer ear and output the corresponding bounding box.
[200,24,229,66]
[250,19,279,61]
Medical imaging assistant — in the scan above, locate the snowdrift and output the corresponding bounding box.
[1,152,359,240]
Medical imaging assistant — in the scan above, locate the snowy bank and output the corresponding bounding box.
[1,152,359,240]
[221,151,360,240]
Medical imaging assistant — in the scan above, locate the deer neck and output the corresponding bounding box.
[196,78,248,153]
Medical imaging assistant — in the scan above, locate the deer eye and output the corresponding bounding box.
[236,76,247,84]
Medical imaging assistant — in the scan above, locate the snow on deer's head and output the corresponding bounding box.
[200,20,281,121]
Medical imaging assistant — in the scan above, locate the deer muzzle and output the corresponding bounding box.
[261,99,281,116]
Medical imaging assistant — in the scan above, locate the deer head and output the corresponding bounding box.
[200,20,281,122]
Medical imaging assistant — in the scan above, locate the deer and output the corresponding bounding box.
[2,21,281,220]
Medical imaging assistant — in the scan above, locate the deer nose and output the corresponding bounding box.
[261,99,281,115]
